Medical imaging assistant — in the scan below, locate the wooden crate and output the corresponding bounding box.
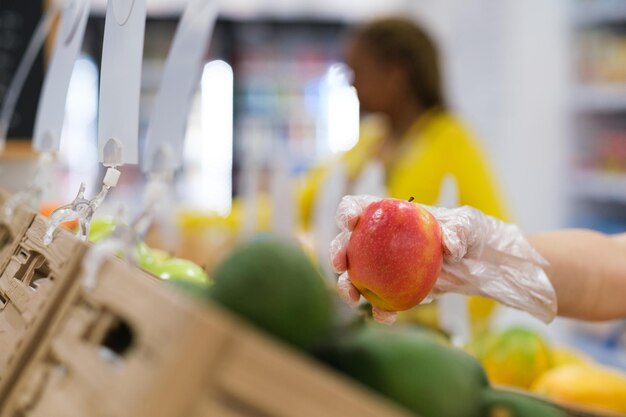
[0,214,86,385]
[0,256,232,417]
[0,189,36,276]
[0,252,416,417]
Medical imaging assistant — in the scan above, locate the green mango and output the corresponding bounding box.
[482,388,567,417]
[209,238,333,351]
[319,324,488,417]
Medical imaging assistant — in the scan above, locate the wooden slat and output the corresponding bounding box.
[191,395,258,417]
[215,327,416,417]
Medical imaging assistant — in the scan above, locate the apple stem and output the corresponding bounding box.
[408,196,414,202]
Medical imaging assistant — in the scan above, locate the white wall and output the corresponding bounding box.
[410,0,570,233]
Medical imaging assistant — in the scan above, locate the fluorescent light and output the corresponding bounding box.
[58,56,99,198]
[199,60,234,215]
[325,64,359,154]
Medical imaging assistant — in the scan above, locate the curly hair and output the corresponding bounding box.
[351,17,446,110]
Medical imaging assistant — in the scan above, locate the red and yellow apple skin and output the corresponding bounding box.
[346,199,444,312]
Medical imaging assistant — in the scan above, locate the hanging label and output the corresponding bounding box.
[142,0,219,174]
[97,0,146,166]
[32,0,91,152]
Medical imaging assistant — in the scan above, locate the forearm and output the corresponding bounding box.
[528,229,626,321]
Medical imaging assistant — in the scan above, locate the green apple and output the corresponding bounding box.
[86,219,210,287]
[140,257,210,287]
[136,241,171,265]
[88,217,117,243]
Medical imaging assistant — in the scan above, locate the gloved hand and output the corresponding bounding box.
[329,195,557,324]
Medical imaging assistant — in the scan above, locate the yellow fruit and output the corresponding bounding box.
[550,346,592,368]
[531,364,626,414]
[481,327,552,389]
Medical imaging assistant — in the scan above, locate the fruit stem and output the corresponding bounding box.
[408,196,414,202]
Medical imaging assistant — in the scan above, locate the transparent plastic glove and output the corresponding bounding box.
[329,195,558,324]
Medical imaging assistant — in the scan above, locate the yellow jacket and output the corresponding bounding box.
[299,110,509,228]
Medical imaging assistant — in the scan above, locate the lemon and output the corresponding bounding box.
[481,327,552,389]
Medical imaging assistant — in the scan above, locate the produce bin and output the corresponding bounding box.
[0,253,415,417]
[0,254,227,417]
[0,192,621,417]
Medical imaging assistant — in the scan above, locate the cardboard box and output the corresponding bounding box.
[0,214,86,385]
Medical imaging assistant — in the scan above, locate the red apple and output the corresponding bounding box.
[346,199,443,312]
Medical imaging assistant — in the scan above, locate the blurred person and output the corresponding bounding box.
[298,17,509,332]
[299,17,508,224]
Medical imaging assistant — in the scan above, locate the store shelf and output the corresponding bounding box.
[574,84,626,112]
[572,170,626,202]
[573,2,626,26]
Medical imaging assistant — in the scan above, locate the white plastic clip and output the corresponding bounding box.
[43,167,120,245]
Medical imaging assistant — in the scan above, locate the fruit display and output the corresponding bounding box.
[346,198,443,311]
[468,326,626,415]
[200,235,571,417]
[7,189,624,417]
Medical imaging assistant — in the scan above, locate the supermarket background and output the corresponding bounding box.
[1,0,626,372]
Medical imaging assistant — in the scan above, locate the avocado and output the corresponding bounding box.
[209,238,333,351]
[482,388,567,417]
[319,324,488,417]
